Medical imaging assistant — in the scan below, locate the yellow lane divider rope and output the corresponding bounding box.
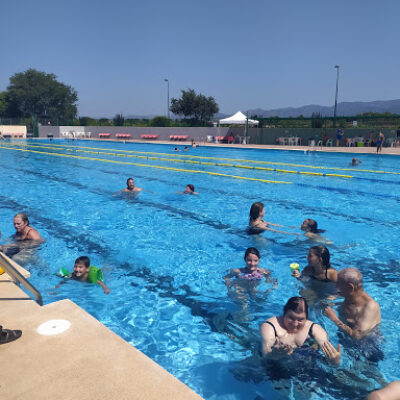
[12,141,400,176]
[1,142,353,179]
[0,145,291,185]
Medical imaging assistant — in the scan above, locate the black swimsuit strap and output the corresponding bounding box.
[308,322,316,337]
[263,321,277,337]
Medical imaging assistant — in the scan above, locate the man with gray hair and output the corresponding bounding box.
[324,268,381,339]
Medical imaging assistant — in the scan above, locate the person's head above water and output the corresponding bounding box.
[308,245,331,270]
[283,296,309,318]
[244,247,260,271]
[14,213,30,226]
[126,178,135,190]
[249,202,265,221]
[282,297,309,333]
[184,184,195,194]
[73,256,91,280]
[301,218,319,233]
[338,268,363,292]
[14,213,30,233]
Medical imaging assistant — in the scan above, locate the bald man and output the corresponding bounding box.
[324,268,381,340]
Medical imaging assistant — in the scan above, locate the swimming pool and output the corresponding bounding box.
[1,140,399,400]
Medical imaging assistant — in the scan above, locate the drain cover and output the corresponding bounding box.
[37,319,71,335]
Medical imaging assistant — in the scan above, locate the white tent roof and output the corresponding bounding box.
[219,111,259,125]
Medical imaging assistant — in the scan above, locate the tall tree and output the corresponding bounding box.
[113,113,125,126]
[170,89,219,122]
[6,69,78,123]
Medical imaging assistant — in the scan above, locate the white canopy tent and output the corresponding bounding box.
[219,111,259,125]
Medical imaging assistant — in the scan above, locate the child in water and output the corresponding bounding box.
[58,256,110,294]
[224,247,276,291]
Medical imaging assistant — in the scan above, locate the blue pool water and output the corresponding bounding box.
[1,140,399,400]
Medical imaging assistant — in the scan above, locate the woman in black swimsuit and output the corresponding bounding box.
[260,297,340,364]
[293,245,338,283]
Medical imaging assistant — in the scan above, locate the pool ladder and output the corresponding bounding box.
[0,252,43,305]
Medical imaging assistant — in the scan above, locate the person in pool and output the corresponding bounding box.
[183,184,198,195]
[292,245,338,283]
[224,247,275,291]
[350,158,362,166]
[115,178,143,195]
[300,219,332,244]
[324,268,381,340]
[58,256,110,294]
[260,296,341,365]
[247,202,295,235]
[13,213,43,241]
[367,381,400,400]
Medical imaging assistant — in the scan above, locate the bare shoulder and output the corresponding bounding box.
[27,228,42,241]
[367,381,400,400]
[327,268,338,282]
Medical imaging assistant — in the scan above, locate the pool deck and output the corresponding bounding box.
[0,253,203,400]
[50,137,400,155]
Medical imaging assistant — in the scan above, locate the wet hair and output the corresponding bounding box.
[338,268,363,290]
[283,296,308,318]
[302,218,324,233]
[309,245,331,271]
[14,213,30,226]
[75,256,90,268]
[249,202,264,221]
[186,184,195,192]
[126,178,134,185]
[244,247,260,260]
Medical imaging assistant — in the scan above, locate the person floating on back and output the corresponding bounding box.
[58,256,110,294]
[300,218,332,244]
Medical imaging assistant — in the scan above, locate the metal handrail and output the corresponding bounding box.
[0,251,43,305]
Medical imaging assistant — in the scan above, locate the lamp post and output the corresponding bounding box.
[164,79,170,119]
[333,65,340,128]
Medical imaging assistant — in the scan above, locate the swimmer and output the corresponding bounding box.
[13,213,43,241]
[300,219,332,244]
[224,247,274,291]
[367,381,400,400]
[351,158,362,166]
[293,245,338,282]
[58,256,110,294]
[260,296,341,365]
[324,268,381,340]
[183,146,189,151]
[247,202,296,235]
[174,147,179,152]
[183,184,198,195]
[114,178,143,195]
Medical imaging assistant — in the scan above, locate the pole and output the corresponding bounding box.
[245,111,249,144]
[333,65,340,128]
[164,79,170,119]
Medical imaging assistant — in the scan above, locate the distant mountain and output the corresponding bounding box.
[247,99,400,118]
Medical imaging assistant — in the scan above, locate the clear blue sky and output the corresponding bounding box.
[1,0,399,117]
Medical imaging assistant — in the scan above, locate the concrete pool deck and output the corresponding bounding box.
[0,253,203,400]
[42,137,400,155]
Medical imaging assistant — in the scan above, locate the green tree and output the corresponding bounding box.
[79,116,98,126]
[113,113,125,126]
[0,92,8,117]
[6,69,78,123]
[150,116,172,127]
[170,88,219,122]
